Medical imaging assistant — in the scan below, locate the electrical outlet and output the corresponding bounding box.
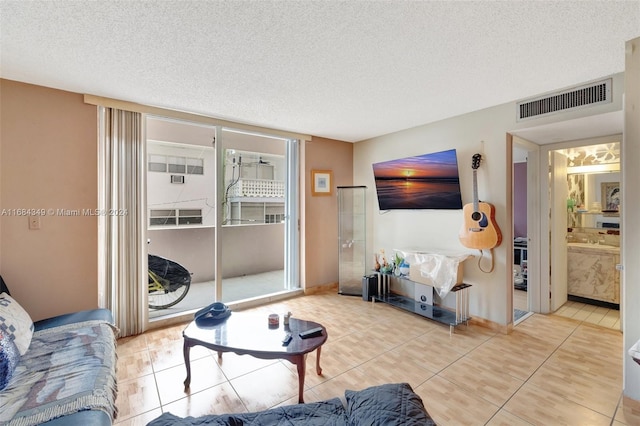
[28,215,40,230]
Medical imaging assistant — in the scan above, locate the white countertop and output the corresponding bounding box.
[567,242,620,253]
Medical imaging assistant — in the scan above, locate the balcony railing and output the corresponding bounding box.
[228,179,285,198]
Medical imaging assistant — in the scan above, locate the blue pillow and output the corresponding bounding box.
[0,330,20,390]
[0,293,34,355]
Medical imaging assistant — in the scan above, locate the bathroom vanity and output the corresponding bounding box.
[567,242,620,305]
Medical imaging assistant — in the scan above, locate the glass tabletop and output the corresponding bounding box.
[183,312,327,355]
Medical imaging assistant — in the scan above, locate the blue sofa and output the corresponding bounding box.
[0,278,117,426]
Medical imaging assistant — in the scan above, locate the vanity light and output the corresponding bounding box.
[566,163,620,174]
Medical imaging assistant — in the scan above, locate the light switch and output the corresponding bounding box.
[28,215,40,230]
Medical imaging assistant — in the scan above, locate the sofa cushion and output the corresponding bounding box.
[0,292,34,355]
[345,382,436,425]
[37,409,112,426]
[0,329,20,390]
[33,308,114,332]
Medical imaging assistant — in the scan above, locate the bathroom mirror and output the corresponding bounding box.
[563,142,620,231]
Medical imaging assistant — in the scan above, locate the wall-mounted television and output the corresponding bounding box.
[372,148,463,210]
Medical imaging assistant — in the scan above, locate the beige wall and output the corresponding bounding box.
[303,137,353,290]
[0,79,98,321]
[623,36,640,400]
[355,106,514,326]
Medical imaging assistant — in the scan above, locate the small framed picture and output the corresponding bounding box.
[601,182,620,215]
[311,170,333,196]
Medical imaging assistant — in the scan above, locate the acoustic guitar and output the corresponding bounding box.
[459,153,502,250]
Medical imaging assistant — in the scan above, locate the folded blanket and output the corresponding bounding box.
[0,320,118,426]
[148,397,348,426]
[148,383,436,426]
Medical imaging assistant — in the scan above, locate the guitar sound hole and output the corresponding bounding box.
[471,211,482,221]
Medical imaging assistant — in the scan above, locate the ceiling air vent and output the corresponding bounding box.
[517,78,612,121]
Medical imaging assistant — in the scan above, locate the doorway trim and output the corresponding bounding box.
[537,133,622,314]
[510,134,542,316]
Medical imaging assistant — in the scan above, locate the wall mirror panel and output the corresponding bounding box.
[563,142,621,233]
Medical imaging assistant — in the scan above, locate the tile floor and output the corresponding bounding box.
[514,288,621,330]
[554,298,621,329]
[115,289,638,426]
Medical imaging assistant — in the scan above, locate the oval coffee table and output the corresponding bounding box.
[182,312,327,403]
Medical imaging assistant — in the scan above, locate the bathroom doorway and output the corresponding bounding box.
[543,136,622,328]
[509,107,624,322]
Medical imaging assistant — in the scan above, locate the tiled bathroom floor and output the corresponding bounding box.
[514,288,620,330]
[554,298,621,330]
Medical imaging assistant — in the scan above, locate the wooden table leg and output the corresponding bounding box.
[183,339,192,390]
[315,346,323,375]
[294,354,305,403]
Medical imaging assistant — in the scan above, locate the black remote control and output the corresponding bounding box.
[299,327,323,339]
[282,333,293,346]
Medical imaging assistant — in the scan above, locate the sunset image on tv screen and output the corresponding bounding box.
[372,149,463,210]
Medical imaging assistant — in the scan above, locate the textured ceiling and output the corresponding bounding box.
[1,1,639,142]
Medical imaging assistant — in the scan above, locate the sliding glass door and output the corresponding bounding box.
[146,116,217,319]
[218,128,299,303]
[145,116,299,320]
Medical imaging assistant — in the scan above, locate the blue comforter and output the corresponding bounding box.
[149,383,436,425]
[0,320,118,426]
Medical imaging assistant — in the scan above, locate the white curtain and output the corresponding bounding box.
[98,107,147,337]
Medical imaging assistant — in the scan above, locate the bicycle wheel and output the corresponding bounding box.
[149,279,191,309]
[148,254,192,310]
